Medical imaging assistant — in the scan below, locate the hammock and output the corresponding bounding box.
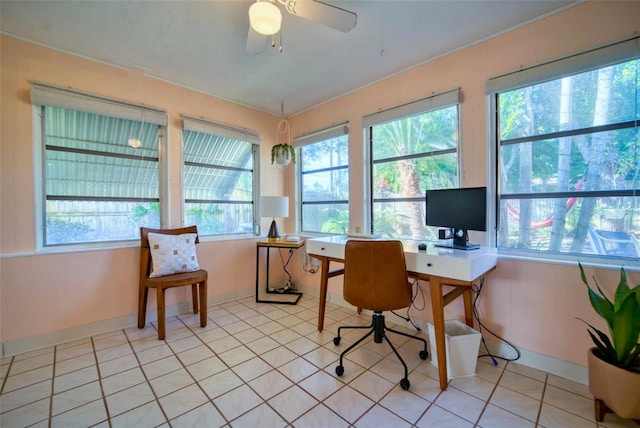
[507,179,584,229]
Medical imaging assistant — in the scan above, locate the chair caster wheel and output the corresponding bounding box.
[400,378,410,390]
[419,350,428,360]
[336,365,344,377]
[333,337,341,346]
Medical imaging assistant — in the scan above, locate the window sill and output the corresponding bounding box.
[498,249,639,272]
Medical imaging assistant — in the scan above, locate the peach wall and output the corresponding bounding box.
[288,0,640,367]
[0,35,287,345]
[1,1,639,369]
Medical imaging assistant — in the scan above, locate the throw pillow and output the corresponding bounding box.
[148,232,200,278]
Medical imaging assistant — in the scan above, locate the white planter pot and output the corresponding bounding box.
[275,152,291,165]
[588,347,640,421]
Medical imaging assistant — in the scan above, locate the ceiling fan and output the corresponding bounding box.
[246,0,357,54]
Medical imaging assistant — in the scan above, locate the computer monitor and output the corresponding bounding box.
[425,186,487,250]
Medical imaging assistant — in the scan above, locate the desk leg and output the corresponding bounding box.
[255,245,302,305]
[255,246,260,303]
[317,257,330,332]
[265,246,271,293]
[429,276,449,390]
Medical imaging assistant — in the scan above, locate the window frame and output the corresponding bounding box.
[487,36,640,266]
[363,89,462,238]
[32,83,168,250]
[295,123,350,235]
[181,115,260,239]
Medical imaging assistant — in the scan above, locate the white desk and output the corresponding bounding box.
[306,235,497,390]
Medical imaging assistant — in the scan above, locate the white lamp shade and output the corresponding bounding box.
[249,1,282,36]
[261,196,289,218]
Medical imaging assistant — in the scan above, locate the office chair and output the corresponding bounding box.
[333,240,428,390]
[139,226,208,340]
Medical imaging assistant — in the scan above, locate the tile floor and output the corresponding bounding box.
[0,295,638,428]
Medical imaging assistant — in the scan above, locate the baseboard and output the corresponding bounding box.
[1,287,253,359]
[485,339,588,384]
[1,302,187,358]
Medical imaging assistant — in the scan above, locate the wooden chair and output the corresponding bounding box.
[138,226,208,340]
[333,240,428,390]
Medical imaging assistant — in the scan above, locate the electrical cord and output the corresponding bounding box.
[276,248,295,292]
[391,274,520,365]
[392,278,424,332]
[472,277,521,365]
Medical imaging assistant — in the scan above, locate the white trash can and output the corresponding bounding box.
[427,319,481,379]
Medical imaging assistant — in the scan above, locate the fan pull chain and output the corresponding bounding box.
[270,30,283,52]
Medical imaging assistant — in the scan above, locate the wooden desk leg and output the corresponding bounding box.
[429,276,449,390]
[317,257,330,332]
[463,288,473,327]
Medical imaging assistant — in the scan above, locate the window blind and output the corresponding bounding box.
[294,122,349,147]
[486,36,640,94]
[362,88,460,128]
[182,115,260,145]
[31,82,167,126]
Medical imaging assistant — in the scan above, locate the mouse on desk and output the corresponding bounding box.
[418,243,427,251]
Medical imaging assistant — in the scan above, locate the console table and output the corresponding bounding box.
[306,235,497,390]
[255,240,305,305]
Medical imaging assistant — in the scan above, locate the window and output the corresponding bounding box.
[365,89,460,239]
[297,124,349,233]
[489,37,639,260]
[32,83,167,246]
[181,116,259,236]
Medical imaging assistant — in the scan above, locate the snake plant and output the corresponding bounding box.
[579,263,640,372]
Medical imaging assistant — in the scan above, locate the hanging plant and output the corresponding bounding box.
[271,115,295,165]
[271,143,296,165]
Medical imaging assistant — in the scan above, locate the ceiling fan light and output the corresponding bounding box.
[249,1,282,36]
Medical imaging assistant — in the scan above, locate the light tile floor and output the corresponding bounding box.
[1,295,638,427]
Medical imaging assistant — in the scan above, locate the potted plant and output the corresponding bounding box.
[579,263,640,422]
[271,143,296,165]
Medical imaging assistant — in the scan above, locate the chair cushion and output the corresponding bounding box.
[148,232,200,278]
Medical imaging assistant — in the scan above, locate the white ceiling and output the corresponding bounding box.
[0,0,578,117]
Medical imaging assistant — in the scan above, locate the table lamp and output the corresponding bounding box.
[261,196,289,242]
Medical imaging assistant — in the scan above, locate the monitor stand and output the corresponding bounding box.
[435,229,480,250]
[435,242,480,251]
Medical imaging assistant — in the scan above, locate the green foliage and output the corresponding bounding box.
[497,59,639,255]
[130,202,160,229]
[271,144,296,164]
[369,106,459,238]
[131,202,160,220]
[187,205,225,233]
[373,208,409,238]
[46,217,94,244]
[320,207,349,234]
[579,263,640,372]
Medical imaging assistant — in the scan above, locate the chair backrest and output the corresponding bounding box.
[343,240,412,312]
[140,226,200,280]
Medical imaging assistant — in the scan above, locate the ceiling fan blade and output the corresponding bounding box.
[288,0,357,33]
[246,26,267,54]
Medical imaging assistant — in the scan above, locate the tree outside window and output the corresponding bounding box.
[496,56,639,259]
[369,104,459,239]
[300,135,349,233]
